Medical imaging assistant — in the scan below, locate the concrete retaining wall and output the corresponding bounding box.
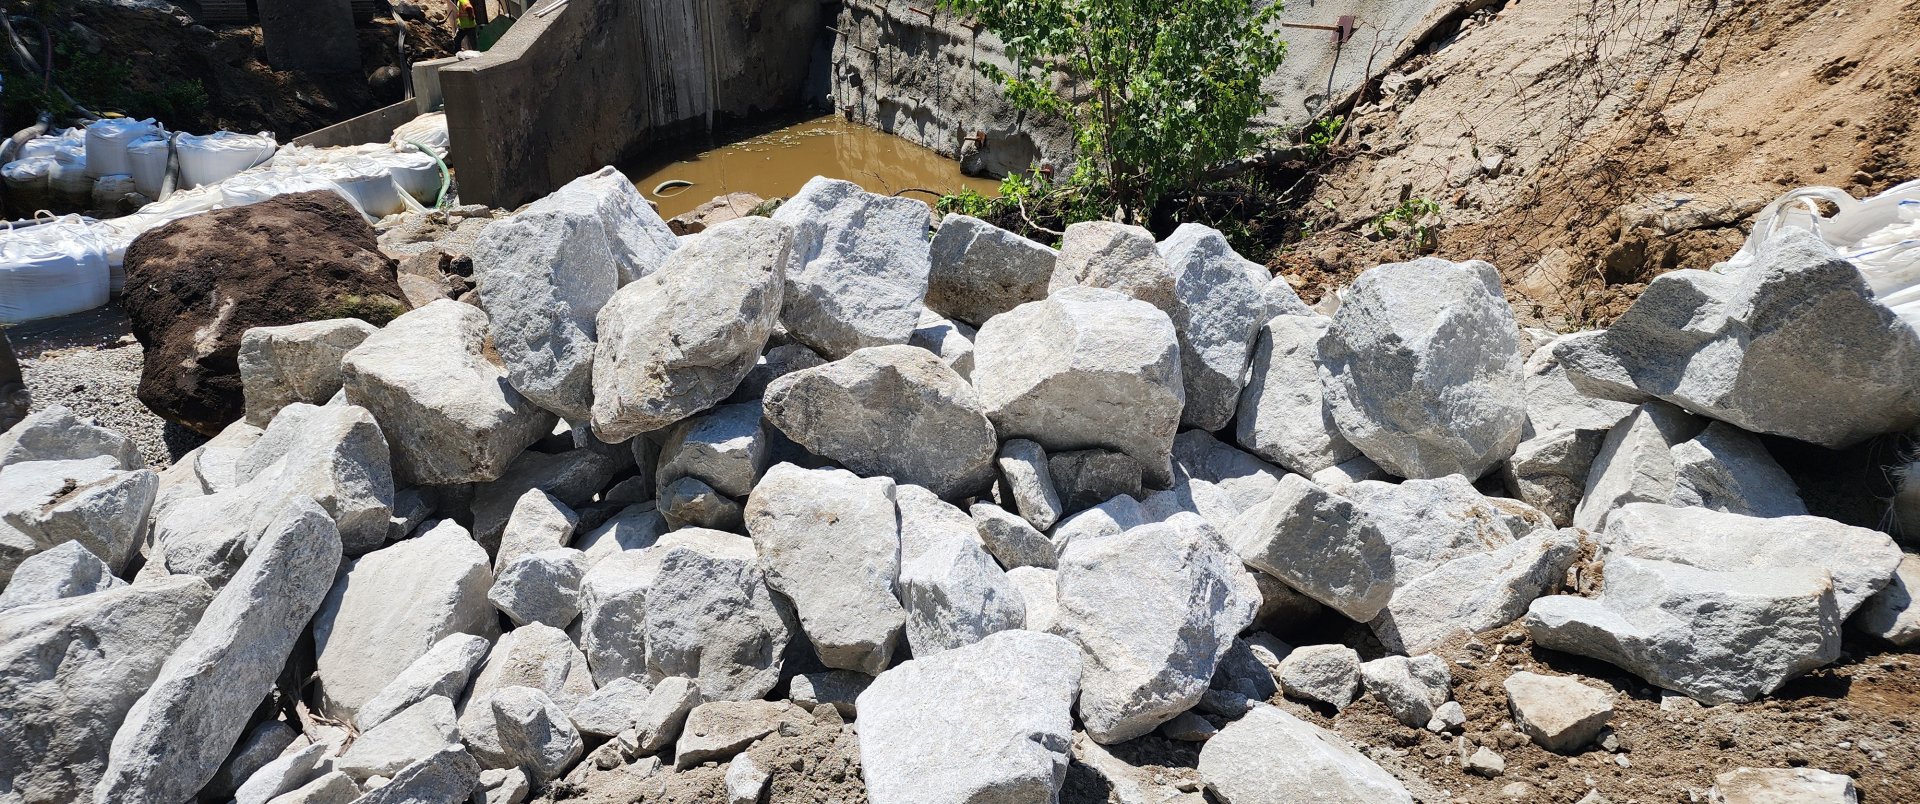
[291,100,420,148]
[441,0,818,209]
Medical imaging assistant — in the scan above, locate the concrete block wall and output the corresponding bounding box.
[441,0,819,209]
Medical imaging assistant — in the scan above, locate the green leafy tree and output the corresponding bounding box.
[941,0,1287,218]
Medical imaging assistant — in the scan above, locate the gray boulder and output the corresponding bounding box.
[1318,258,1526,479]
[1048,449,1144,515]
[471,448,621,552]
[239,318,379,426]
[1049,494,1149,550]
[1199,705,1413,803]
[970,501,1056,570]
[744,463,904,675]
[569,676,650,737]
[656,476,744,532]
[463,623,595,720]
[790,670,870,718]
[1050,221,1176,312]
[1157,223,1269,431]
[996,438,1063,531]
[336,695,461,782]
[471,169,675,421]
[1358,654,1451,727]
[1572,402,1705,532]
[488,548,587,628]
[573,503,668,568]
[1159,430,1288,537]
[896,485,1025,656]
[97,498,342,804]
[1852,553,1920,646]
[908,309,977,380]
[1526,556,1843,704]
[1709,767,1858,804]
[1261,276,1316,319]
[484,686,583,782]
[632,676,702,753]
[1278,644,1361,710]
[342,300,555,485]
[0,539,124,612]
[0,456,156,584]
[356,633,493,731]
[1236,314,1361,475]
[577,546,665,686]
[925,213,1057,327]
[1519,334,1637,437]
[1503,427,1609,528]
[1502,671,1613,752]
[771,177,933,359]
[641,530,794,701]
[1007,566,1061,633]
[856,630,1082,804]
[0,575,211,803]
[1600,503,1899,616]
[973,287,1184,486]
[1228,474,1394,622]
[262,770,358,804]
[495,489,577,575]
[764,344,998,499]
[313,519,496,722]
[1557,230,1920,448]
[1056,517,1258,743]
[351,745,480,804]
[1669,422,1806,517]
[673,700,805,769]
[654,403,768,500]
[0,405,141,469]
[590,217,790,442]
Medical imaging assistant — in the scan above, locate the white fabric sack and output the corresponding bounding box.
[22,128,85,162]
[0,216,112,323]
[1736,181,1920,326]
[390,112,450,153]
[47,156,93,210]
[91,175,141,216]
[176,131,277,189]
[128,136,171,199]
[378,149,441,203]
[84,118,159,178]
[3,157,54,214]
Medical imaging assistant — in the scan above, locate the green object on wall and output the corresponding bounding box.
[477,16,515,50]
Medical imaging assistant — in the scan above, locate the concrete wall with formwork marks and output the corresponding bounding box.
[441,0,820,209]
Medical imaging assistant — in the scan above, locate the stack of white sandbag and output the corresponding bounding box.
[0,214,111,324]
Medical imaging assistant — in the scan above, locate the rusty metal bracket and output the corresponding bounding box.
[906,5,935,20]
[1281,15,1357,45]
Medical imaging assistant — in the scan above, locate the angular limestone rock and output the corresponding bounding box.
[974,287,1184,486]
[336,695,461,782]
[896,485,1025,656]
[790,670,870,718]
[857,630,1082,804]
[341,300,555,485]
[641,530,794,702]
[925,213,1057,327]
[1503,428,1608,528]
[1236,313,1361,475]
[674,700,804,769]
[1526,556,1843,705]
[1050,221,1176,312]
[1158,223,1269,431]
[1279,644,1362,709]
[654,403,768,500]
[0,539,124,612]
[0,405,142,470]
[1318,258,1526,479]
[996,438,1063,531]
[356,633,493,731]
[488,548,587,628]
[1199,705,1414,803]
[471,448,621,552]
[772,177,934,359]
[98,498,342,804]
[970,501,1057,570]
[1056,517,1258,743]
[573,503,668,568]
[313,519,496,721]
[1669,422,1806,517]
[1709,767,1858,804]
[657,475,744,532]
[1358,654,1451,727]
[908,309,978,380]
[1048,449,1144,515]
[1159,430,1289,537]
[352,745,480,804]
[744,463,904,675]
[472,169,676,420]
[1228,474,1394,622]
[239,318,378,427]
[763,344,997,498]
[632,676,702,753]
[1600,503,1899,616]
[0,456,156,584]
[1852,553,1920,647]
[590,217,790,442]
[1503,671,1613,752]
[1572,402,1705,532]
[495,489,578,575]
[1558,230,1920,448]
[0,575,211,804]
[485,686,583,782]
[1007,566,1061,633]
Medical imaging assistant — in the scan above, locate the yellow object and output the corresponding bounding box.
[456,0,477,29]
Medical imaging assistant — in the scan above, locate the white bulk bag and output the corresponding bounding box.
[128,136,171,199]
[0,216,112,324]
[378,149,441,203]
[47,155,93,210]
[91,174,142,216]
[21,128,84,161]
[1736,181,1920,325]
[3,157,54,214]
[390,112,450,153]
[326,158,409,218]
[84,118,159,178]
[176,131,277,189]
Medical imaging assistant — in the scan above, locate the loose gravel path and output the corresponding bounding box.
[7,303,207,467]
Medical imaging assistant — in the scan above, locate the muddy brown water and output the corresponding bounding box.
[628,114,1001,220]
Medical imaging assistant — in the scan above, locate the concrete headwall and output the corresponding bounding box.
[441,0,819,209]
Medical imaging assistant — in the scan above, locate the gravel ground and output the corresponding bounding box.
[7,303,207,468]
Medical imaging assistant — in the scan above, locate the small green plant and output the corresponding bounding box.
[1301,116,1343,162]
[1372,197,1442,251]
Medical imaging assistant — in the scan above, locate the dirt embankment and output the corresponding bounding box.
[1280,0,1920,329]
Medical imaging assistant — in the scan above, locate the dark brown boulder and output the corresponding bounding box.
[123,191,406,436]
